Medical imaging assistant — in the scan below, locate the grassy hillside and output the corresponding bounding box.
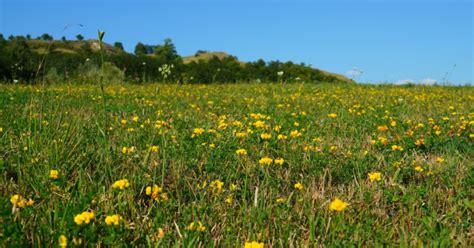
[21,39,353,84]
[183,51,354,83]
[25,39,121,55]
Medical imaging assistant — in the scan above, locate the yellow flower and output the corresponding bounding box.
[368,172,382,182]
[327,113,337,118]
[274,158,284,165]
[277,134,287,140]
[132,116,139,122]
[187,221,206,232]
[145,185,165,201]
[150,145,159,152]
[244,241,264,248]
[390,121,397,127]
[235,149,247,155]
[260,133,271,140]
[10,194,32,208]
[435,157,445,163]
[294,182,304,190]
[377,136,388,144]
[121,146,135,155]
[415,138,425,146]
[236,132,248,138]
[210,180,224,195]
[74,211,94,225]
[253,120,266,128]
[192,127,205,137]
[105,214,122,226]
[259,157,273,166]
[10,194,21,205]
[414,165,424,172]
[377,125,388,132]
[391,145,403,151]
[276,197,285,203]
[290,130,301,138]
[329,198,348,212]
[50,169,59,179]
[59,235,67,248]
[0,127,3,132]
[112,179,130,190]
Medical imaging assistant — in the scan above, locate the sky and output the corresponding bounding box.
[1,0,472,84]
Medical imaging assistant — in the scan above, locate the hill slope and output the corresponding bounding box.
[183,51,353,83]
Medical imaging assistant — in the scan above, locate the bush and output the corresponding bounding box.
[77,61,124,84]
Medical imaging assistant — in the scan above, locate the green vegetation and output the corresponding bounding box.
[0,34,352,84]
[1,83,472,246]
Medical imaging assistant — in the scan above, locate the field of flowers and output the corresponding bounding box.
[1,83,473,247]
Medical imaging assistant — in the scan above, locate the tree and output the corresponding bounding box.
[134,42,147,56]
[76,34,84,41]
[195,50,208,57]
[61,36,67,41]
[26,34,31,40]
[40,33,53,41]
[114,42,124,51]
[154,38,178,63]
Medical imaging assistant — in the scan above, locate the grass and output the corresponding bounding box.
[0,82,472,247]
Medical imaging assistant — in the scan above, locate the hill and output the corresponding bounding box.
[1,37,353,84]
[183,51,353,83]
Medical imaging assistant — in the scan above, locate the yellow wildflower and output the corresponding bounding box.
[415,138,425,146]
[187,221,206,232]
[290,130,301,138]
[391,145,403,151]
[377,125,388,132]
[192,127,205,137]
[210,180,224,195]
[112,179,130,190]
[329,198,348,212]
[274,158,284,165]
[260,133,271,140]
[294,182,304,190]
[59,235,67,248]
[235,149,247,155]
[74,211,94,225]
[259,157,273,166]
[50,169,59,179]
[276,197,285,203]
[244,241,264,248]
[253,120,266,128]
[368,172,382,182]
[327,113,337,118]
[105,214,122,226]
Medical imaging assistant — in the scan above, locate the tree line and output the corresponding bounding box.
[0,34,349,84]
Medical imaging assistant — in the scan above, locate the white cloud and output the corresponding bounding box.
[394,78,438,85]
[419,78,437,85]
[395,79,415,85]
[346,67,363,78]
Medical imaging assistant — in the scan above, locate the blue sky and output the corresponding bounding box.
[1,0,472,84]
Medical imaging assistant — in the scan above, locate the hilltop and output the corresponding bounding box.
[182,51,353,83]
[1,37,354,84]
